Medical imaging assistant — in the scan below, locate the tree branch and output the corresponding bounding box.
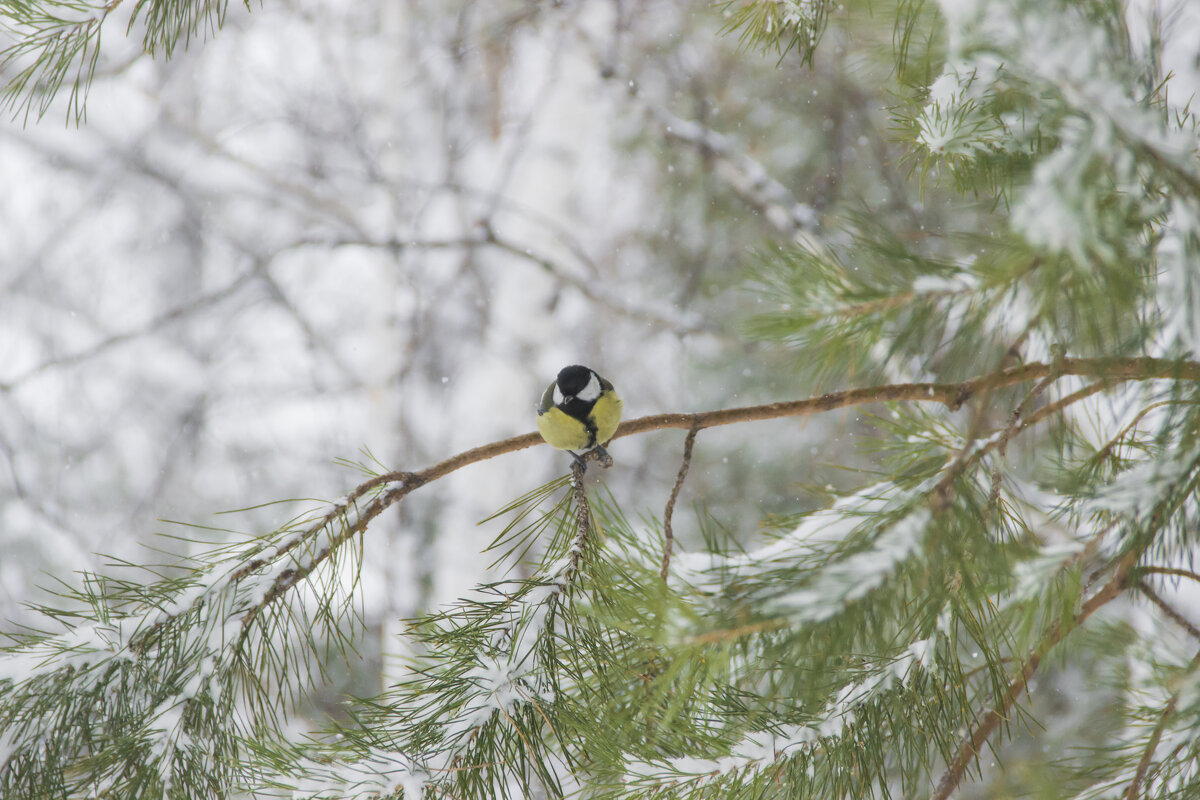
[231,356,1197,650]
[660,424,699,581]
[1137,580,1200,643]
[1122,635,1200,799]
[1128,584,1200,794]
[1135,566,1200,587]
[572,25,820,239]
[929,549,1140,800]
[610,357,1199,440]
[0,265,261,391]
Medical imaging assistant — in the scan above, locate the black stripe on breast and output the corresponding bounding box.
[559,397,599,447]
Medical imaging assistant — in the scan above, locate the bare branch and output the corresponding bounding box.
[660,424,699,582]
[0,265,262,391]
[987,360,1065,509]
[273,231,711,337]
[571,26,820,240]
[1137,580,1200,643]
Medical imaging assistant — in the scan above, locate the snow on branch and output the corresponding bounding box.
[920,0,1200,264]
[0,484,401,795]
[622,634,938,789]
[1155,198,1200,358]
[298,475,597,800]
[437,548,582,752]
[674,478,935,622]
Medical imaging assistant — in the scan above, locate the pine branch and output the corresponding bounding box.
[1138,566,1200,587]
[929,549,1141,800]
[226,355,1184,630]
[1122,639,1200,799]
[1,0,240,123]
[230,354,1186,634]
[9,356,1180,675]
[611,357,1200,440]
[930,437,1200,800]
[1122,584,1200,798]
[3,354,1195,796]
[341,358,1197,510]
[299,465,605,799]
[568,457,593,574]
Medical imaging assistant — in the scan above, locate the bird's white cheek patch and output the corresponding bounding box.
[577,373,601,402]
[553,385,565,405]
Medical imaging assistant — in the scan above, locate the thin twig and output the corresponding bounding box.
[1016,381,1110,433]
[1138,581,1200,642]
[279,232,708,336]
[1138,565,1200,585]
[1094,400,1190,463]
[661,424,699,582]
[0,266,262,391]
[988,361,1067,509]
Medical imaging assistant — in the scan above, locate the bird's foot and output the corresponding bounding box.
[567,446,614,474]
[593,444,614,469]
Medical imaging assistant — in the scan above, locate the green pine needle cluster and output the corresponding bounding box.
[5,0,1200,798]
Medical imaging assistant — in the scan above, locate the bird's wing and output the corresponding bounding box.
[537,380,556,415]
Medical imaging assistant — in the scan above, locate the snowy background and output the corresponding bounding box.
[3,0,1200,732]
[0,0,847,697]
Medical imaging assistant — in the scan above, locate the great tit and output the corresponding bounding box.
[536,365,623,462]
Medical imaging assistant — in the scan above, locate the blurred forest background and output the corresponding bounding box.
[5,0,1200,797]
[1,0,889,670]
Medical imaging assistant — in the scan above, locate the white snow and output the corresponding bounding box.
[771,506,931,621]
[1010,542,1088,603]
[622,634,937,786]
[1084,446,1199,525]
[288,749,426,799]
[912,273,978,294]
[1154,199,1200,358]
[0,618,133,685]
[437,540,579,755]
[674,480,911,590]
[673,478,937,623]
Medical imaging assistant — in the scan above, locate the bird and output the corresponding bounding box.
[536,365,623,468]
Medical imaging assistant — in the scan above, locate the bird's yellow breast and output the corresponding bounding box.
[536,390,623,451]
[590,391,623,445]
[537,407,593,451]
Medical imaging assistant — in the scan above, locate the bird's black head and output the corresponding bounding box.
[556,365,594,396]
